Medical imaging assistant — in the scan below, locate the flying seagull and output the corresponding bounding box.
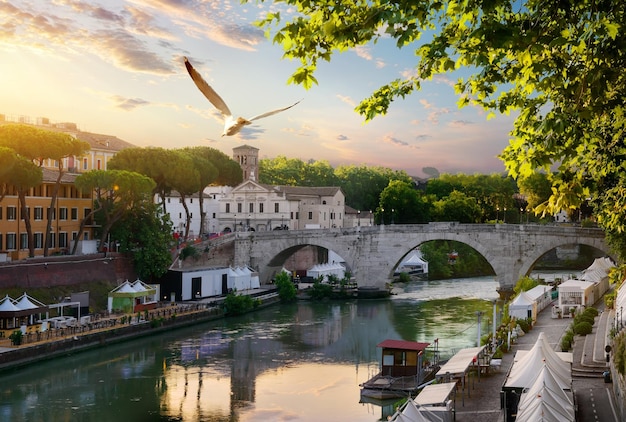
[184,56,301,137]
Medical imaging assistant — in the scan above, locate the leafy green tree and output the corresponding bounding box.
[6,159,43,257]
[426,173,516,222]
[167,150,202,239]
[110,201,174,280]
[420,240,493,280]
[274,271,297,302]
[108,147,181,208]
[336,165,411,213]
[0,147,19,200]
[518,173,553,213]
[378,180,430,224]
[180,146,240,236]
[419,241,453,280]
[303,159,338,186]
[74,170,156,255]
[259,156,308,185]
[0,124,90,255]
[255,0,626,235]
[432,190,482,223]
[513,276,539,296]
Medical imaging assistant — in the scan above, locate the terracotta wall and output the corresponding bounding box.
[0,254,136,290]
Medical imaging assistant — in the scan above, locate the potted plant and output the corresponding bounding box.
[9,330,23,346]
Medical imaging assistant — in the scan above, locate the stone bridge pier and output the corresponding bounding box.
[232,222,609,296]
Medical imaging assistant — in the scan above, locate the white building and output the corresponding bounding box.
[218,179,345,232]
[159,144,347,236]
[344,206,374,227]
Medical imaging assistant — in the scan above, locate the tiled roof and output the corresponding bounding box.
[42,167,77,183]
[377,339,431,351]
[0,120,136,152]
[274,185,342,197]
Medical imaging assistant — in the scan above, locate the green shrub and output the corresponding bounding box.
[9,330,23,346]
[561,330,574,351]
[516,318,531,333]
[605,292,616,309]
[397,272,411,283]
[574,312,595,326]
[222,291,256,316]
[306,281,334,300]
[574,321,593,336]
[274,272,297,302]
[179,244,199,261]
[584,307,599,317]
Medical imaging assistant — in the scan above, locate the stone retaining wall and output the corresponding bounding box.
[0,294,281,373]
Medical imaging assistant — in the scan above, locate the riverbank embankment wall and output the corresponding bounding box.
[0,253,136,289]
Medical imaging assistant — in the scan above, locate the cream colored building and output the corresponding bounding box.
[0,115,135,259]
[0,169,94,260]
[219,181,345,232]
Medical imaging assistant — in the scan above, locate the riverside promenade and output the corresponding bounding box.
[453,299,620,422]
[0,288,279,372]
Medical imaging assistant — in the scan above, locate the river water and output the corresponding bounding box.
[0,276,504,422]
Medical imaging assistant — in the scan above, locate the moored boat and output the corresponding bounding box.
[360,339,441,400]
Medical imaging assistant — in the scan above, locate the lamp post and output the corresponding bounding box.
[476,311,483,347]
[496,206,499,222]
[369,210,372,226]
[391,208,395,225]
[503,207,507,223]
[520,208,523,224]
[357,210,361,227]
[381,208,385,225]
[492,301,498,353]
[234,214,237,232]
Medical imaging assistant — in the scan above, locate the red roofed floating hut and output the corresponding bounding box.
[360,339,440,400]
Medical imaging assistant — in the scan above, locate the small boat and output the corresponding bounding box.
[360,339,440,400]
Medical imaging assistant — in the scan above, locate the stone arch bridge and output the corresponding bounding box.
[230,222,609,296]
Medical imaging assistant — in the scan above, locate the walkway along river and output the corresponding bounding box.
[0,276,507,421]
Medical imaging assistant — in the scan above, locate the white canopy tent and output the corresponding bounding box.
[228,267,245,291]
[436,346,486,380]
[14,293,48,325]
[396,250,429,275]
[515,364,575,422]
[508,291,537,321]
[414,382,457,407]
[306,262,346,281]
[502,332,573,421]
[525,285,554,313]
[505,333,572,390]
[388,397,450,422]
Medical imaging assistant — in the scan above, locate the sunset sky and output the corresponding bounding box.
[0,0,516,178]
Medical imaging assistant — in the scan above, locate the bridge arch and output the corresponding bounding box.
[234,223,610,296]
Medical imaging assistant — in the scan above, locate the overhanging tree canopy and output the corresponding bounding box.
[255,0,626,232]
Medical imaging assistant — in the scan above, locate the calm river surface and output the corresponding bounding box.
[0,276,506,422]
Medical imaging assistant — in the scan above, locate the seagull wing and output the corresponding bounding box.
[184,57,232,117]
[248,100,302,122]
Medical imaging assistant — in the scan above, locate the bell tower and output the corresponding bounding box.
[233,145,259,181]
